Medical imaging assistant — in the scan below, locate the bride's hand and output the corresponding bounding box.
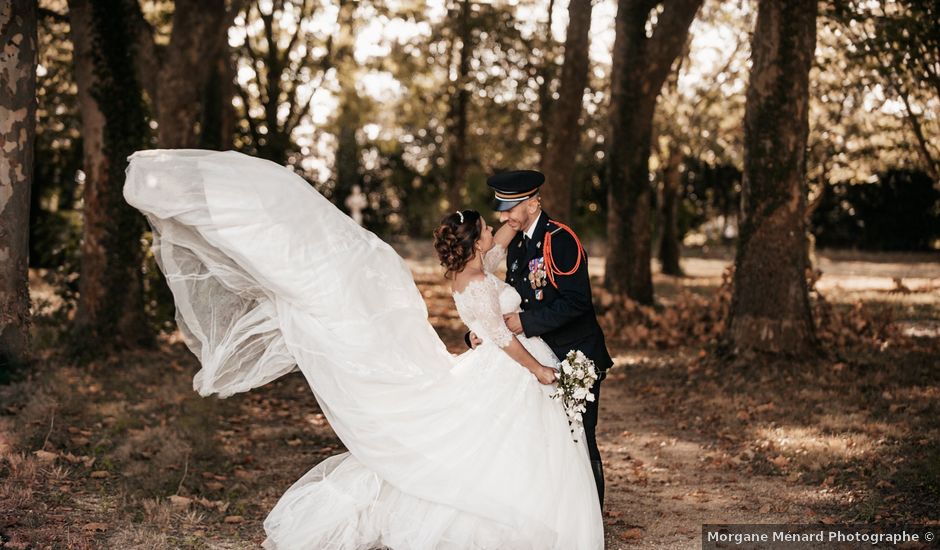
[532,365,557,385]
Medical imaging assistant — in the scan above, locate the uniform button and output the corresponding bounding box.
[524,299,529,303]
[509,278,514,283]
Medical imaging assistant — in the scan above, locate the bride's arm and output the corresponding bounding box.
[500,337,557,385]
[493,222,515,249]
[482,223,515,273]
[463,275,555,384]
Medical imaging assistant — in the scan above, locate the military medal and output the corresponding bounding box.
[528,257,547,289]
[535,289,544,301]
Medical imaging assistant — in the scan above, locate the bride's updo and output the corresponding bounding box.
[433,210,482,279]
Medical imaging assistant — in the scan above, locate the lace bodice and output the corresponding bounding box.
[452,245,521,349]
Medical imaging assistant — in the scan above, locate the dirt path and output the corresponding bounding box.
[599,357,796,549]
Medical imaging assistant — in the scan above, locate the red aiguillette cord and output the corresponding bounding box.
[543,221,586,289]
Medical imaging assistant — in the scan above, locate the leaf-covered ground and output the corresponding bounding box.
[2,246,938,549]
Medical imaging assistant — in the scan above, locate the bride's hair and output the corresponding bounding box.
[433,210,482,279]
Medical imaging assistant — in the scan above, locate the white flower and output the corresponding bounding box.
[554,349,597,442]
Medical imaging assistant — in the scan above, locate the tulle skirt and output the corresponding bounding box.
[123,149,603,549]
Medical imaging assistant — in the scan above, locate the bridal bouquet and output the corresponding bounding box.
[551,350,597,443]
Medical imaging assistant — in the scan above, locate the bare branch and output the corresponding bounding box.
[644,0,704,91]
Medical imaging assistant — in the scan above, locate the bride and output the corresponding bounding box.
[123,149,604,549]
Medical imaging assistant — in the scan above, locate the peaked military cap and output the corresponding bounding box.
[487,170,545,211]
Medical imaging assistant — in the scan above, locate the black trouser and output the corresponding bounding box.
[583,377,604,506]
[583,377,602,460]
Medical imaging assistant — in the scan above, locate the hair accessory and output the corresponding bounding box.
[456,211,464,224]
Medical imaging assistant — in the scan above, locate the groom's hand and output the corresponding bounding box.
[503,313,523,335]
[468,331,482,348]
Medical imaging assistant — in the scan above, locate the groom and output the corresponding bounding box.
[466,169,613,507]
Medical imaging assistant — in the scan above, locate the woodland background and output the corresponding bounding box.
[0,0,938,548]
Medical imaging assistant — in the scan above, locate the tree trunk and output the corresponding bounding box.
[68,0,152,355]
[539,0,593,222]
[726,0,818,355]
[332,0,361,208]
[446,0,472,210]
[211,5,238,152]
[0,0,38,371]
[199,39,237,150]
[659,145,683,276]
[157,0,227,148]
[605,0,702,304]
[535,0,556,160]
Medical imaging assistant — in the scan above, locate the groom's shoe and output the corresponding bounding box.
[591,460,605,508]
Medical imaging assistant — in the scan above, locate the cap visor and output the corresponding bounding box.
[493,198,523,212]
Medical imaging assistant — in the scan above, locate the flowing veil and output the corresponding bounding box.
[124,149,602,549]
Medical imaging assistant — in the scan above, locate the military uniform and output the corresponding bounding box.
[468,170,613,507]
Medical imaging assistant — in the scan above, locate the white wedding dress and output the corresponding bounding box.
[123,149,603,550]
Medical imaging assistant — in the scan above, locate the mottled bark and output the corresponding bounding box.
[156,0,227,148]
[445,0,472,210]
[215,1,246,150]
[199,37,237,150]
[0,0,37,369]
[539,0,593,222]
[605,0,703,304]
[332,0,361,208]
[535,0,556,159]
[727,0,818,355]
[659,146,683,276]
[68,0,151,353]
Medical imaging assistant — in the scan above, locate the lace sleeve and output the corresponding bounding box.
[455,276,514,349]
[482,244,507,273]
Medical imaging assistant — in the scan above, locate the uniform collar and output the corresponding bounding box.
[524,211,544,240]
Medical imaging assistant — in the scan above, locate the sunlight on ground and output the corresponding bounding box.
[753,425,876,462]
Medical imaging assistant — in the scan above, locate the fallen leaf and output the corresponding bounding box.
[620,528,643,541]
[224,515,244,524]
[168,495,192,508]
[90,471,109,479]
[82,523,107,533]
[33,450,58,463]
[234,469,255,480]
